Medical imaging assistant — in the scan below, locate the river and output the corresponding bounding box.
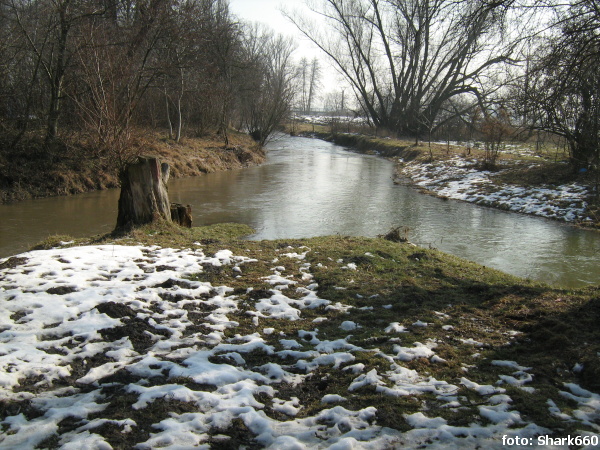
[1,135,598,288]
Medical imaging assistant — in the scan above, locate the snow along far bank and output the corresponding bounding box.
[397,156,593,224]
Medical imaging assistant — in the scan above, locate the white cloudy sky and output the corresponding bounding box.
[228,0,315,54]
[228,0,342,100]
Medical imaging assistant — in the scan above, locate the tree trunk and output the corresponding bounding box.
[115,156,171,231]
[165,87,173,139]
[45,20,70,144]
[170,203,192,228]
[175,67,184,143]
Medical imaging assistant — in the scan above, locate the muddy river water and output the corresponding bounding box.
[1,135,598,288]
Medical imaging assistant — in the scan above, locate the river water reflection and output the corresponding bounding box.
[1,135,598,288]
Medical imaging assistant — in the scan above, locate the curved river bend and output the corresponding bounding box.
[1,136,598,288]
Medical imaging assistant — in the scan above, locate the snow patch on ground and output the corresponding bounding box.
[1,244,599,448]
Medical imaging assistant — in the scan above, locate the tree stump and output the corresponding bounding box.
[115,156,171,231]
[170,203,193,228]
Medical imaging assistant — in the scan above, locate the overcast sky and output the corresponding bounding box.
[228,0,314,53]
[228,0,341,99]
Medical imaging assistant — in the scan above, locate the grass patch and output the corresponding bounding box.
[6,222,600,445]
[494,161,579,187]
[97,223,600,397]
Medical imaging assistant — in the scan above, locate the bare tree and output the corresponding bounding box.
[2,0,111,143]
[515,0,600,171]
[141,0,244,142]
[307,57,321,113]
[238,24,297,146]
[0,0,294,171]
[480,106,512,170]
[296,56,321,113]
[324,89,347,115]
[0,1,45,146]
[159,0,225,143]
[286,0,517,138]
[296,56,309,112]
[69,0,171,171]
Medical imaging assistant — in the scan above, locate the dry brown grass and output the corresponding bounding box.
[134,130,265,178]
[0,129,264,204]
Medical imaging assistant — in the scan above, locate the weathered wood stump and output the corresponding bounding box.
[115,156,171,231]
[170,203,193,228]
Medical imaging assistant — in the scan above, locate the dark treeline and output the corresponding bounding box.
[1,0,599,179]
[0,0,295,174]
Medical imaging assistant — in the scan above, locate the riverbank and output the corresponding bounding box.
[297,130,599,229]
[1,222,599,448]
[0,130,264,204]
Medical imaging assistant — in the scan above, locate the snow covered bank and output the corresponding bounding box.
[1,242,599,448]
[399,157,593,224]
